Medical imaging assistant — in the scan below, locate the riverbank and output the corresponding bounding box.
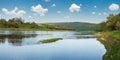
[0,28,74,31]
[96,31,120,60]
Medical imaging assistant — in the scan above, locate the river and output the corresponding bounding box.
[0,30,106,60]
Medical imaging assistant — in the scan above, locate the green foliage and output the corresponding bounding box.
[99,13,120,31]
[49,22,98,31]
[38,24,74,31]
[98,13,120,60]
[39,38,63,43]
[0,18,39,29]
[0,18,74,31]
[98,31,120,60]
[0,19,7,28]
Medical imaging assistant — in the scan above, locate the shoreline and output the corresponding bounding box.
[0,28,74,31]
[96,31,120,60]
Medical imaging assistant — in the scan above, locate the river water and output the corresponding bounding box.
[0,30,106,60]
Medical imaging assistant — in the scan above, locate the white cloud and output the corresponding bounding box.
[94,6,97,8]
[69,4,80,12]
[64,16,70,19]
[2,7,26,16]
[17,10,26,16]
[28,16,33,18]
[57,11,61,14]
[43,0,51,2]
[109,3,119,11]
[92,12,96,14]
[31,4,48,16]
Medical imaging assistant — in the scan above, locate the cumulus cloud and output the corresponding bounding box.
[28,16,33,18]
[51,4,56,7]
[109,3,119,11]
[69,4,80,12]
[31,4,48,16]
[2,7,26,16]
[43,0,51,2]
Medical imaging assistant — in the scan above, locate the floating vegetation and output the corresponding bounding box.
[39,38,63,43]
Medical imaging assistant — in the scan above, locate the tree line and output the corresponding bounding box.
[0,18,74,30]
[0,18,39,28]
[99,13,120,31]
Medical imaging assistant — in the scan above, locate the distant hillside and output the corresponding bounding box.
[38,23,74,30]
[38,22,99,31]
[0,18,74,31]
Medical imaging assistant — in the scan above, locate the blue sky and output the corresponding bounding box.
[0,0,120,23]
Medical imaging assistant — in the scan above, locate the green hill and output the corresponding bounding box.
[38,22,98,31]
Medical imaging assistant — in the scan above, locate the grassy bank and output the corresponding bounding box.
[96,31,120,60]
[39,38,63,43]
[0,28,73,31]
[0,18,74,31]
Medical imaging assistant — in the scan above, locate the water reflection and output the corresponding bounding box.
[0,33,37,46]
[0,30,97,46]
[0,30,106,60]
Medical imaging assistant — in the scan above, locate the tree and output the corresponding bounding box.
[107,14,120,30]
[99,22,107,31]
[0,19,7,28]
[100,13,120,31]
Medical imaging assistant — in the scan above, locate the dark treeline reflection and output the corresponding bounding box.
[0,32,37,46]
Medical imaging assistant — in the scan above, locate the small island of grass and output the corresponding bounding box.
[39,38,63,43]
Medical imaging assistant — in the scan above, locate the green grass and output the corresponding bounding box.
[39,38,63,43]
[97,31,120,60]
[0,27,73,31]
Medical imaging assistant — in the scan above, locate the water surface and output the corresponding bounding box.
[0,30,106,60]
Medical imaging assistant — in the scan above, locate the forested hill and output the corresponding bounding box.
[0,18,73,31]
[0,18,98,31]
[39,22,98,31]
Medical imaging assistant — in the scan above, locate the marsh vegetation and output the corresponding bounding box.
[39,38,63,43]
